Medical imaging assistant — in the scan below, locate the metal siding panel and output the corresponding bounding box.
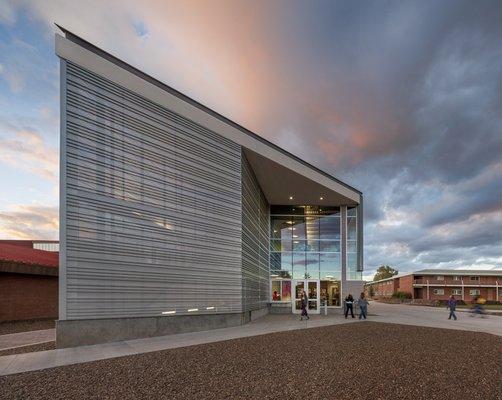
[63,62,243,319]
[241,153,270,312]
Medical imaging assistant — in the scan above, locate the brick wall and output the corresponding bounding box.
[0,273,58,321]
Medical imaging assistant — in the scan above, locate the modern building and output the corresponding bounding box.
[365,269,502,302]
[55,27,364,347]
[0,241,59,321]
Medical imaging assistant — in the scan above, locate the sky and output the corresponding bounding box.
[0,0,501,278]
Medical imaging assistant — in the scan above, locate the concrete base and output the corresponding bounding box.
[56,309,267,348]
[269,303,292,314]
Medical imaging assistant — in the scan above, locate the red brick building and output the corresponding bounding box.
[0,240,59,321]
[365,269,502,302]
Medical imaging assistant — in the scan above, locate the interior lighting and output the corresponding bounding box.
[161,310,176,315]
[292,235,299,238]
[320,196,324,200]
[206,306,215,310]
[187,308,198,312]
[289,196,294,200]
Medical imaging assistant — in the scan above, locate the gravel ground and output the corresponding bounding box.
[0,322,500,400]
[0,319,55,336]
[0,341,55,357]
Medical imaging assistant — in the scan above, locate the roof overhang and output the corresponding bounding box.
[244,149,359,205]
[55,27,361,205]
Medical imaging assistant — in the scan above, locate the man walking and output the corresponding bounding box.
[447,295,458,321]
[358,292,369,320]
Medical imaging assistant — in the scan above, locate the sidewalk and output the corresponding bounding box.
[0,329,55,351]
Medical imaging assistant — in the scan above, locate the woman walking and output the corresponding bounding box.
[344,294,355,319]
[300,290,309,320]
[358,292,369,320]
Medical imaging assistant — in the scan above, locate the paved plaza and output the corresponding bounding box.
[0,301,500,376]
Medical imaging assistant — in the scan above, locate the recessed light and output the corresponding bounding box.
[320,196,324,200]
[292,235,298,238]
[206,306,215,310]
[187,308,198,312]
[286,221,293,224]
[161,310,176,315]
[289,196,293,200]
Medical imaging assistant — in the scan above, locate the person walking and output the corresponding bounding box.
[344,294,355,319]
[358,292,369,320]
[300,290,309,321]
[447,295,458,321]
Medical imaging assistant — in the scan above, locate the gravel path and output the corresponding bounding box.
[0,322,500,400]
[0,342,55,357]
[0,319,55,336]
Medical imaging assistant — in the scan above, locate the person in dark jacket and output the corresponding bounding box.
[447,295,458,320]
[344,294,355,319]
[300,290,309,321]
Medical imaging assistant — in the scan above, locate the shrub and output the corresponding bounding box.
[391,291,412,300]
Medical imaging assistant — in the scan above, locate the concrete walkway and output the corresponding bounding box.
[1,302,500,377]
[0,329,55,351]
[368,302,502,336]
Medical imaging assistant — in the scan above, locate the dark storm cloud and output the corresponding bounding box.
[260,0,502,273]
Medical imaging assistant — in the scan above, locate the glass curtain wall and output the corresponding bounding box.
[270,206,341,281]
[347,206,362,280]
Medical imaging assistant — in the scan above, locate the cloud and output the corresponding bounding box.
[1,0,500,273]
[0,204,58,239]
[0,0,16,24]
[0,129,59,180]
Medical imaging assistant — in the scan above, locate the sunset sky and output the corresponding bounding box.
[0,0,501,278]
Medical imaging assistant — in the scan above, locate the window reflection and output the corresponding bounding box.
[271,207,342,282]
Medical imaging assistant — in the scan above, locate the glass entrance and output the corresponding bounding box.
[292,280,320,314]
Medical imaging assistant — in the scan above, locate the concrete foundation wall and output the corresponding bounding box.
[56,312,249,348]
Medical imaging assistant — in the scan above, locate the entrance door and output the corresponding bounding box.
[292,280,320,314]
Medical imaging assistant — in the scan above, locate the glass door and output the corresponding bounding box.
[307,280,320,314]
[292,280,305,314]
[292,280,320,314]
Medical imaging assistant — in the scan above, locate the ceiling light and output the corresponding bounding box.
[286,221,293,224]
[292,235,298,238]
[325,275,333,279]
[187,308,198,312]
[270,274,279,278]
[320,196,324,200]
[206,306,215,310]
[161,310,176,315]
[289,196,293,200]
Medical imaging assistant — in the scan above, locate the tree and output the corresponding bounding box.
[373,265,398,281]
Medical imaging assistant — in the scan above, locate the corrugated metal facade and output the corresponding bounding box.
[241,153,270,311]
[63,62,244,319]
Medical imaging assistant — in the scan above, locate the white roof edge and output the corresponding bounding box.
[365,269,502,284]
[55,33,361,203]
